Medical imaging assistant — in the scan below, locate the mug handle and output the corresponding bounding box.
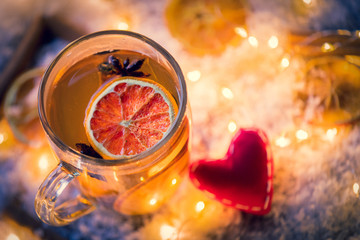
[35,162,95,226]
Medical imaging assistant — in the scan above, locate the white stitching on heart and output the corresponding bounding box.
[267,180,272,193]
[190,162,199,172]
[264,195,270,209]
[267,162,272,178]
[257,130,268,144]
[235,204,249,210]
[192,178,201,187]
[229,144,235,155]
[251,206,261,211]
[243,132,273,213]
[203,190,215,199]
[222,198,233,205]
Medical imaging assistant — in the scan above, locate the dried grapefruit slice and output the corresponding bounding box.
[84,77,176,159]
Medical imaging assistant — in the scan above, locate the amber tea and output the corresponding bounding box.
[36,31,190,226]
[46,50,190,214]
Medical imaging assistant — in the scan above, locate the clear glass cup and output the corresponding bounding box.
[35,30,190,226]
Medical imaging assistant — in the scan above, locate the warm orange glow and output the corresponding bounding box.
[275,136,291,148]
[187,70,201,82]
[171,178,177,185]
[325,128,337,141]
[195,201,205,212]
[353,183,359,196]
[221,87,234,99]
[6,234,20,240]
[228,121,237,133]
[149,198,157,205]
[281,57,290,68]
[248,36,258,48]
[235,27,248,38]
[296,129,308,141]
[0,133,4,144]
[117,21,129,30]
[268,35,279,49]
[160,224,176,240]
[38,153,50,171]
[321,42,335,52]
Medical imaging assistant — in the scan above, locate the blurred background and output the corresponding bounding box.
[1,0,360,239]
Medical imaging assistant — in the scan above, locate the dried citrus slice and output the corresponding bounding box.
[296,56,360,126]
[4,67,45,147]
[165,0,248,55]
[84,77,176,159]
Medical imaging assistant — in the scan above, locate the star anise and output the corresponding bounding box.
[75,143,103,158]
[98,55,150,79]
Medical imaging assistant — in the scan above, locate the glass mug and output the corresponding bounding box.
[35,30,190,226]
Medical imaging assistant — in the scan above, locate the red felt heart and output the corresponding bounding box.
[189,128,273,215]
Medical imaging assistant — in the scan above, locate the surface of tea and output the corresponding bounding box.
[47,50,179,154]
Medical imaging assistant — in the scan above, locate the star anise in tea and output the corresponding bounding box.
[98,55,150,79]
[75,143,103,158]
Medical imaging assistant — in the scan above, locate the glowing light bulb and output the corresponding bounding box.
[281,56,290,68]
[325,128,337,141]
[187,70,201,82]
[235,27,248,38]
[171,178,177,185]
[321,42,335,52]
[195,201,205,212]
[38,153,49,171]
[6,233,19,240]
[0,133,4,144]
[117,21,129,30]
[149,198,157,205]
[353,183,359,196]
[228,121,237,133]
[248,36,258,48]
[160,224,176,240]
[221,87,234,99]
[268,35,279,49]
[296,129,308,141]
[303,0,312,5]
[275,136,291,148]
[140,176,145,182]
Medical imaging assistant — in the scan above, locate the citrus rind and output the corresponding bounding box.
[84,77,175,159]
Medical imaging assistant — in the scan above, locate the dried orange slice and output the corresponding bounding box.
[295,56,360,126]
[84,77,176,159]
[165,0,248,55]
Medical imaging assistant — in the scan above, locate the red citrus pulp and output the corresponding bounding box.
[84,77,176,159]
